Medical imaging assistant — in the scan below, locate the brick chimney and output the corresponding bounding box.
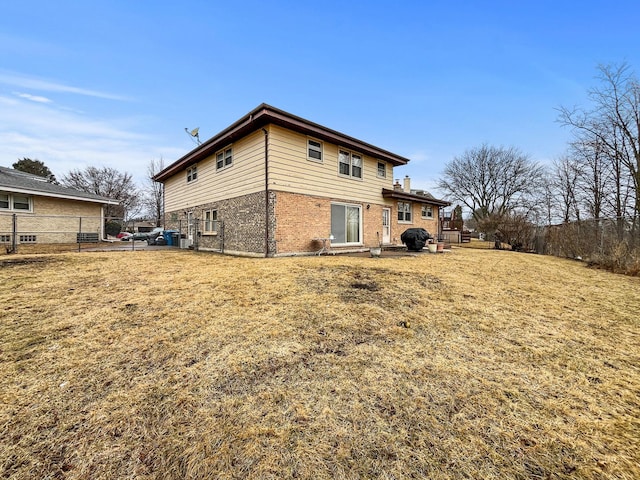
[394,179,402,191]
[403,175,411,193]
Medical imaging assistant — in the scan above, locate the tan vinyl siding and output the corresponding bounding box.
[268,125,395,205]
[164,130,265,212]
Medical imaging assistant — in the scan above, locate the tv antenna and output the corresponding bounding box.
[185,127,201,145]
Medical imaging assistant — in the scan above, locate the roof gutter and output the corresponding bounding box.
[154,104,411,183]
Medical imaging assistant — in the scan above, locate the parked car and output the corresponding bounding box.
[131,232,149,241]
[146,227,165,245]
[117,232,133,241]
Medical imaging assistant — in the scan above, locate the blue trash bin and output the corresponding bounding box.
[164,230,179,246]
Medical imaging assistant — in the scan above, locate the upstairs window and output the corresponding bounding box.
[421,205,433,218]
[308,139,323,162]
[338,149,363,179]
[398,201,412,222]
[377,161,386,178]
[217,147,233,170]
[0,193,8,209]
[187,166,198,183]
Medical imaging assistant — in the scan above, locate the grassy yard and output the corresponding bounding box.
[1,248,639,479]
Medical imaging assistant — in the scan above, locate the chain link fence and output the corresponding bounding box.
[0,213,128,254]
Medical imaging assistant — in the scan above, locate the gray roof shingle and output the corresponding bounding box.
[0,167,118,204]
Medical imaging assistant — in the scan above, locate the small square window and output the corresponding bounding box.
[421,205,433,219]
[216,147,233,170]
[308,139,322,162]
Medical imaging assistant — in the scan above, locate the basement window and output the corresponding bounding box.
[19,235,37,243]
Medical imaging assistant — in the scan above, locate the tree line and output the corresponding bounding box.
[437,62,639,263]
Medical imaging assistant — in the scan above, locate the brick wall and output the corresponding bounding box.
[0,197,103,244]
[274,191,396,255]
[165,191,268,255]
[164,190,442,256]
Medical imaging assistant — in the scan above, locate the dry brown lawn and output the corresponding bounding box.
[1,248,639,479]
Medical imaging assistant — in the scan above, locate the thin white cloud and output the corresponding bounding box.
[0,71,131,101]
[0,94,182,184]
[14,92,52,103]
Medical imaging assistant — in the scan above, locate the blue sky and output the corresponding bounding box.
[1,1,638,193]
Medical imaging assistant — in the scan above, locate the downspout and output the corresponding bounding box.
[100,205,105,240]
[262,127,270,257]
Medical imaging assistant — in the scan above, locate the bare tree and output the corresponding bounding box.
[61,166,140,220]
[552,155,581,223]
[143,157,165,227]
[558,63,640,234]
[569,137,608,221]
[437,144,545,225]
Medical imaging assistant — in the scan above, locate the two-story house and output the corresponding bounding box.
[154,104,449,257]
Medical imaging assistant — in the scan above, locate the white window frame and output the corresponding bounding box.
[216,146,233,171]
[187,166,198,183]
[421,205,433,219]
[307,138,323,162]
[203,209,218,235]
[398,201,412,223]
[377,161,386,178]
[0,192,32,212]
[338,149,363,180]
[330,202,362,246]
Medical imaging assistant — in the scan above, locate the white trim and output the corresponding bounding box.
[0,187,118,205]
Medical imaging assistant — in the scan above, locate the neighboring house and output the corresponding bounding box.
[154,104,450,257]
[0,166,119,245]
